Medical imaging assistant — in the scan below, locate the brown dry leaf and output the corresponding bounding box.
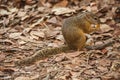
[100,24,114,33]
[0,53,5,62]
[48,43,59,47]
[9,32,22,39]
[90,2,98,13]
[18,40,27,45]
[15,77,32,80]
[54,0,68,8]
[37,7,45,12]
[86,2,98,13]
[42,28,52,38]
[30,34,39,40]
[100,18,107,23]
[107,51,120,59]
[8,7,18,13]
[84,69,96,75]
[70,72,81,80]
[0,39,13,45]
[46,17,59,25]
[101,72,120,80]
[0,66,4,71]
[0,28,10,34]
[0,9,10,15]
[101,76,114,80]
[31,74,40,80]
[22,28,32,36]
[26,0,36,5]
[97,66,108,72]
[55,54,66,62]
[105,0,115,4]
[59,71,72,80]
[113,28,120,37]
[21,15,29,21]
[56,34,64,41]
[95,41,103,45]
[29,17,44,28]
[30,30,45,39]
[17,11,27,17]
[54,40,64,45]
[45,29,60,38]
[66,51,82,58]
[86,38,94,46]
[114,43,120,49]
[52,7,75,15]
[86,6,92,12]
[107,19,115,26]
[1,17,9,26]
[19,36,42,44]
[102,33,113,37]
[98,59,111,66]
[1,68,15,74]
[65,71,73,80]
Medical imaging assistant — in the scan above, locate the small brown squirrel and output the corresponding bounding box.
[62,12,100,50]
[15,12,100,65]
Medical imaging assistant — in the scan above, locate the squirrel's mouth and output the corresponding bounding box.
[91,24,101,31]
[91,24,97,28]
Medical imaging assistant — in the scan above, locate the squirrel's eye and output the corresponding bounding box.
[94,17,97,20]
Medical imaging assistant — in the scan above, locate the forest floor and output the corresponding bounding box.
[0,0,120,80]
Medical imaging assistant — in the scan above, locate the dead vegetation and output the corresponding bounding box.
[0,0,120,80]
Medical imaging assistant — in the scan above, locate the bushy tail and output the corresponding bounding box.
[15,45,70,66]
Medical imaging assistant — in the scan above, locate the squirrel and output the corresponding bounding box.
[15,11,100,66]
[62,12,100,50]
